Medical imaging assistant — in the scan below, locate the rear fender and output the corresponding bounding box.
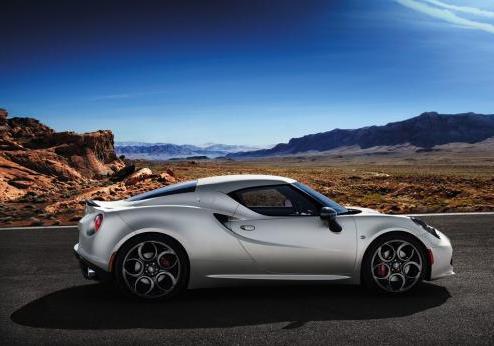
[113,205,250,262]
[109,227,188,268]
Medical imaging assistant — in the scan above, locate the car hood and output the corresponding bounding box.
[346,206,381,215]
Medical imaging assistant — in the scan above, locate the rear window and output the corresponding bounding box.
[127,180,197,201]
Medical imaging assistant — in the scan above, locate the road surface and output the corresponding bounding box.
[0,214,493,345]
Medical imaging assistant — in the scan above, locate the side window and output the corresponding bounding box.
[229,185,320,216]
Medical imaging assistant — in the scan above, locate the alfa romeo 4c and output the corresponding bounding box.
[74,175,454,299]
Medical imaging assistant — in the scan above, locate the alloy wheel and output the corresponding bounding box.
[371,240,422,293]
[122,240,181,298]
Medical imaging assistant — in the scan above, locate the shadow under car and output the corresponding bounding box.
[11,282,450,330]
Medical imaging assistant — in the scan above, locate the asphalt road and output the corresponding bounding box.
[1,214,493,345]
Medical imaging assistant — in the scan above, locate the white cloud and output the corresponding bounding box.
[395,0,494,34]
[422,0,494,18]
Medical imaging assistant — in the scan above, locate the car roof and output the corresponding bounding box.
[197,174,296,193]
[198,174,295,185]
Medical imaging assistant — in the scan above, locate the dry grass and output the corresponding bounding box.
[144,160,494,214]
[1,158,493,227]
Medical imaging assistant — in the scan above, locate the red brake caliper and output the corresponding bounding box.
[160,257,170,268]
[376,263,387,278]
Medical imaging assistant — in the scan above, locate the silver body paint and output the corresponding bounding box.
[74,175,454,288]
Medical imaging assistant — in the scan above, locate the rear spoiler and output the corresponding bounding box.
[86,200,100,207]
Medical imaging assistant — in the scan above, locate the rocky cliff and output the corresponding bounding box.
[0,108,124,201]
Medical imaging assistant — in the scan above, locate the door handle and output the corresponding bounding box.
[240,225,255,231]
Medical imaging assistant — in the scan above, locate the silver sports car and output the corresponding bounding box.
[74,175,454,299]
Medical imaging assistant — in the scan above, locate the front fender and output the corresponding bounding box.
[352,215,429,281]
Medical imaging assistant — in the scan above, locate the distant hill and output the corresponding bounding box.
[115,142,263,160]
[228,112,494,158]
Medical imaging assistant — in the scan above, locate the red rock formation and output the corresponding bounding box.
[0,108,179,226]
[158,171,176,184]
[0,109,124,201]
[124,167,154,185]
[7,117,53,146]
[3,150,84,181]
[0,108,7,126]
[0,155,53,201]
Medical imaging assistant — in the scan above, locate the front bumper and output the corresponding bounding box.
[429,231,455,280]
[73,243,112,282]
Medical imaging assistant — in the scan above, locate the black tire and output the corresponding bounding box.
[114,233,189,300]
[362,233,427,295]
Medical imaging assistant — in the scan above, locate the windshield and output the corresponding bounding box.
[127,180,197,201]
[292,182,348,214]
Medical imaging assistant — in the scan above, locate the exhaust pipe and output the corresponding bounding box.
[79,261,97,280]
[87,268,96,279]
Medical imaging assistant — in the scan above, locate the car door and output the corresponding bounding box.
[228,185,357,275]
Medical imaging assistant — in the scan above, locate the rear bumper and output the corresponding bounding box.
[73,243,112,282]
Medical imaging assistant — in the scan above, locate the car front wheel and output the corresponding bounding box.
[362,234,427,294]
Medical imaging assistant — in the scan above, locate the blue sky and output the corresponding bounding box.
[1,0,493,145]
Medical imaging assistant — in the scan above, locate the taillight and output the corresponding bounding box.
[94,214,104,232]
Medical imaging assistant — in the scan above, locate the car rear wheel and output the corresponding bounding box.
[114,234,189,300]
[362,233,426,294]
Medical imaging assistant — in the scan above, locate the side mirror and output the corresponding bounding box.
[320,207,342,232]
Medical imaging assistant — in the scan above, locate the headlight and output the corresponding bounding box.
[410,217,440,239]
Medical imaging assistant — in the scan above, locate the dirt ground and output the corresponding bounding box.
[1,158,493,227]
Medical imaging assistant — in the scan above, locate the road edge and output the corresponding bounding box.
[1,212,494,231]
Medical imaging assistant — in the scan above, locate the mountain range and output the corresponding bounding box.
[115,142,264,160]
[228,112,494,158]
[114,112,494,160]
